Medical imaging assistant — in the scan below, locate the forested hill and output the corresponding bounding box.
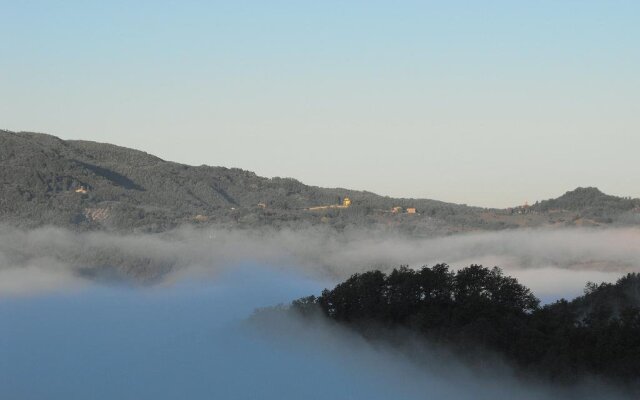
[1,130,639,232]
[0,130,472,232]
[283,266,640,388]
[531,187,639,215]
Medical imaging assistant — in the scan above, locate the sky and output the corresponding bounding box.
[1,1,638,207]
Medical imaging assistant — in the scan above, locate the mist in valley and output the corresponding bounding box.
[1,225,638,298]
[1,225,639,399]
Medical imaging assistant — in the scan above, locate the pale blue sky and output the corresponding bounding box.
[1,1,638,207]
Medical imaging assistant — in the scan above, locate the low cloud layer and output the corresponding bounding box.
[0,266,631,399]
[1,225,639,298]
[1,226,638,398]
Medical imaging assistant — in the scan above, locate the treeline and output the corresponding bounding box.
[290,265,640,386]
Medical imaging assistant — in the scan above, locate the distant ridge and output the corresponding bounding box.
[1,130,639,233]
[532,187,639,215]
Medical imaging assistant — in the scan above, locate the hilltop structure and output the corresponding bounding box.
[307,196,352,211]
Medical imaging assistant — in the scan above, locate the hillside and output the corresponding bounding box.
[1,130,638,233]
[531,187,639,218]
[280,266,640,387]
[0,130,476,233]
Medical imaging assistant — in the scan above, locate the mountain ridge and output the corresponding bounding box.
[1,130,639,233]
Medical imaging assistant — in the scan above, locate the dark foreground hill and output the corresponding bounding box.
[1,130,639,233]
[277,266,640,390]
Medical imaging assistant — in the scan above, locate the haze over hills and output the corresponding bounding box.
[1,130,639,234]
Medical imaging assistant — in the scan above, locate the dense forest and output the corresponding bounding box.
[286,265,640,389]
[2,130,639,233]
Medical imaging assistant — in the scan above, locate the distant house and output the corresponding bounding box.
[75,186,88,194]
[406,207,417,214]
[308,196,352,211]
[391,206,402,213]
[514,201,532,214]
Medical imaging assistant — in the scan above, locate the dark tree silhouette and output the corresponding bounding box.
[289,265,640,388]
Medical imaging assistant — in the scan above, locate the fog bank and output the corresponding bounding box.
[2,225,637,398]
[1,225,638,299]
[0,266,630,400]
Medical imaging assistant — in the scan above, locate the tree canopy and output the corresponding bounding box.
[291,265,640,387]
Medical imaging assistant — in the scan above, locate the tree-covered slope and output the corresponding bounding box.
[2,130,639,232]
[286,265,640,387]
[0,130,475,232]
[532,187,639,216]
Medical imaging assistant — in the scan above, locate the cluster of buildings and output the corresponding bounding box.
[507,201,533,215]
[391,206,416,214]
[307,197,352,211]
[255,196,419,216]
